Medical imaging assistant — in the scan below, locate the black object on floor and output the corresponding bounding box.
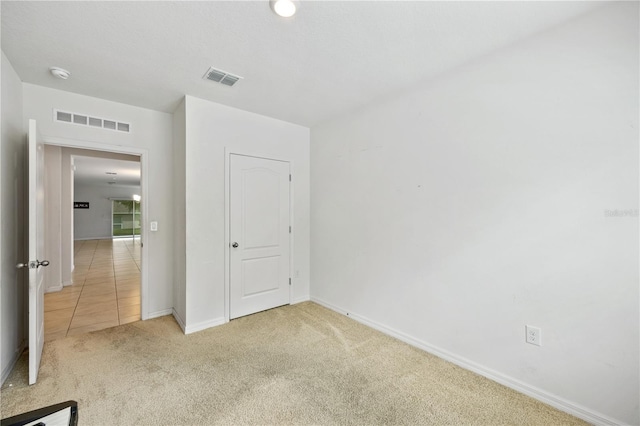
[1,400,78,426]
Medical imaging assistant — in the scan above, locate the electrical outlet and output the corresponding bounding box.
[525,325,541,346]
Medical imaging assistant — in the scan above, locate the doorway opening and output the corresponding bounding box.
[41,143,146,342]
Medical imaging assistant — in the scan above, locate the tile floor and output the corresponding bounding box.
[44,237,141,341]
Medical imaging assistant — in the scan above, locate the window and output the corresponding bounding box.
[112,199,141,237]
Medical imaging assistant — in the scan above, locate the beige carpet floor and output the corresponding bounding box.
[1,302,586,425]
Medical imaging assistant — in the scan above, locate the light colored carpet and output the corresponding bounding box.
[1,302,586,425]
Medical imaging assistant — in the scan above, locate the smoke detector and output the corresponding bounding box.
[49,67,71,80]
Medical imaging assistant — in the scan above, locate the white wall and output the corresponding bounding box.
[181,95,310,332]
[60,151,74,285]
[23,84,174,318]
[1,52,26,384]
[172,99,186,327]
[74,183,141,240]
[310,3,638,425]
[44,145,63,292]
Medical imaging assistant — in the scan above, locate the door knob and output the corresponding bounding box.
[16,260,50,269]
[232,242,239,248]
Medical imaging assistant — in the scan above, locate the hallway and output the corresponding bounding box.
[44,238,141,341]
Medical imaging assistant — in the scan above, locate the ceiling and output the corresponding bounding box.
[1,1,605,127]
[73,156,140,188]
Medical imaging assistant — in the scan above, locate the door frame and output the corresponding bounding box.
[43,136,150,320]
[224,148,294,322]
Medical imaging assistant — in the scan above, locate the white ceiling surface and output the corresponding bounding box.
[73,156,141,188]
[2,1,605,127]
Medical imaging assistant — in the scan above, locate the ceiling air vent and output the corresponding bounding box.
[203,67,243,87]
[54,109,131,134]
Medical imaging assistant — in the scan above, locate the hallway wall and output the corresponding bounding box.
[73,183,141,240]
[44,145,63,292]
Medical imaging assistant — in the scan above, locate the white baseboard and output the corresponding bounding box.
[62,279,73,286]
[74,237,112,241]
[45,284,63,293]
[292,295,310,304]
[1,340,25,386]
[310,297,623,426]
[172,309,186,333]
[184,316,226,335]
[146,308,172,320]
[145,309,223,336]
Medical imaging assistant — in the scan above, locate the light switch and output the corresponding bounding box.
[150,221,158,232]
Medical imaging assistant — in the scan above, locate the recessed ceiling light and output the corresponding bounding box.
[49,67,71,80]
[270,0,298,18]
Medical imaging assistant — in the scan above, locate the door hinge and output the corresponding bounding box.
[289,278,292,286]
[289,174,291,182]
[289,226,291,233]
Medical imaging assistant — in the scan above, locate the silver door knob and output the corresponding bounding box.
[16,260,50,269]
[232,242,239,248]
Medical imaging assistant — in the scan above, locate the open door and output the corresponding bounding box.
[16,119,48,384]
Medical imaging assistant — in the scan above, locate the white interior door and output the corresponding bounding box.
[26,119,47,384]
[230,154,290,319]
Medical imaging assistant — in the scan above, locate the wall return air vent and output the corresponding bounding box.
[203,66,243,87]
[54,110,131,133]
